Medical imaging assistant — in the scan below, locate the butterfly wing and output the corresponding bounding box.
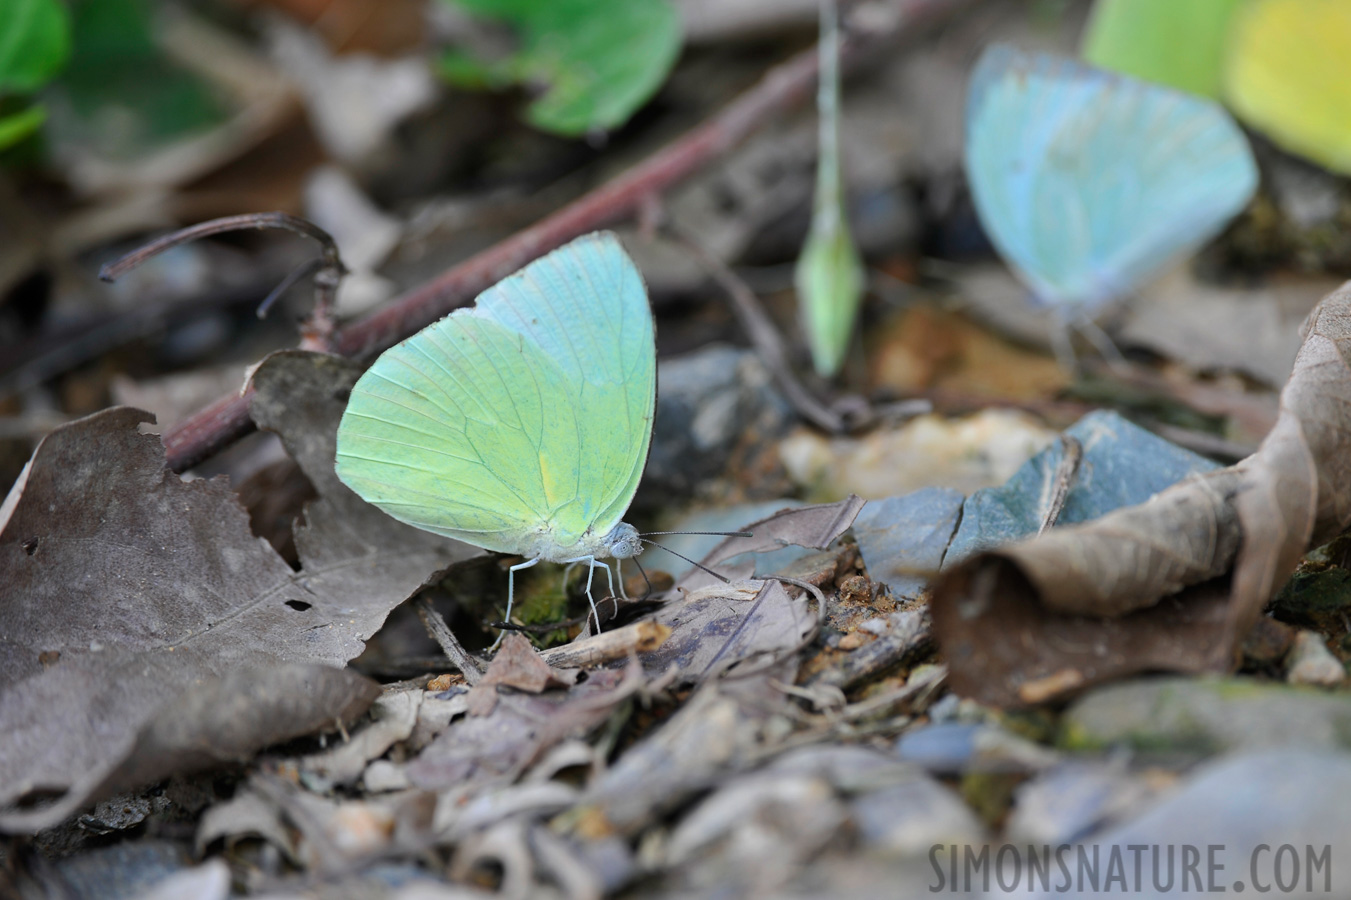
[1081,0,1244,99]
[964,44,1257,310]
[1225,0,1351,175]
[472,232,656,545]
[335,233,655,556]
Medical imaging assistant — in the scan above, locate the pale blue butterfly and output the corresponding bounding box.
[963,44,1258,328]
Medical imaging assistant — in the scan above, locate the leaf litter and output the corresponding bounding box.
[9,1,1351,893]
[10,275,1351,893]
[0,336,883,893]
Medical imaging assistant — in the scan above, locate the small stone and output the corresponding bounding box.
[1287,630,1347,686]
[425,673,455,692]
[837,631,871,651]
[1062,676,1351,754]
[837,575,873,606]
[1242,615,1296,667]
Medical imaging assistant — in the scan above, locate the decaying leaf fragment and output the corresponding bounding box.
[466,633,580,716]
[677,495,865,591]
[642,495,864,681]
[934,280,1351,706]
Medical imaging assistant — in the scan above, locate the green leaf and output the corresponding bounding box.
[0,102,45,149]
[795,0,863,379]
[439,0,681,136]
[44,0,225,161]
[0,0,71,94]
[1082,0,1245,98]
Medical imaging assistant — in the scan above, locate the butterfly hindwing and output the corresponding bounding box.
[335,233,655,556]
[965,44,1258,309]
[336,314,580,550]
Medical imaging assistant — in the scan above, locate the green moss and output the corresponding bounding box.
[511,563,573,646]
[1271,566,1351,631]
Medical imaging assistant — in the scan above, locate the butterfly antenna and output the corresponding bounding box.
[639,531,754,538]
[633,556,653,599]
[640,538,734,585]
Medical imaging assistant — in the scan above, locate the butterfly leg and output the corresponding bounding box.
[1049,312,1081,375]
[492,556,541,651]
[559,560,582,597]
[1073,314,1128,374]
[562,555,617,634]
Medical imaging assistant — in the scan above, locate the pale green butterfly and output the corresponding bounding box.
[335,232,655,641]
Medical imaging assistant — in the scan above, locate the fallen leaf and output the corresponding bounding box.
[479,634,580,694]
[852,487,965,599]
[933,281,1351,706]
[466,633,581,717]
[1119,268,1333,388]
[0,350,476,829]
[301,686,423,785]
[197,788,297,860]
[0,663,379,832]
[632,497,864,681]
[579,669,795,837]
[644,580,812,680]
[682,495,866,588]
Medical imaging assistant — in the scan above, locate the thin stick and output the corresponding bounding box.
[158,0,968,472]
[1037,434,1083,535]
[98,212,340,282]
[538,620,672,669]
[673,229,846,432]
[415,597,485,685]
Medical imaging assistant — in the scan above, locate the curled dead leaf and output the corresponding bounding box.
[934,281,1351,707]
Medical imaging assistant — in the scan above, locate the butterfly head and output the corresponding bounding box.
[603,522,643,560]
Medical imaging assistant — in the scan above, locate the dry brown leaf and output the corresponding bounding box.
[465,633,580,717]
[578,669,797,837]
[0,351,476,830]
[933,280,1351,706]
[479,634,579,694]
[644,580,812,680]
[0,663,379,833]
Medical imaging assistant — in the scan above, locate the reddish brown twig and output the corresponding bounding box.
[101,212,347,353]
[161,0,966,472]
